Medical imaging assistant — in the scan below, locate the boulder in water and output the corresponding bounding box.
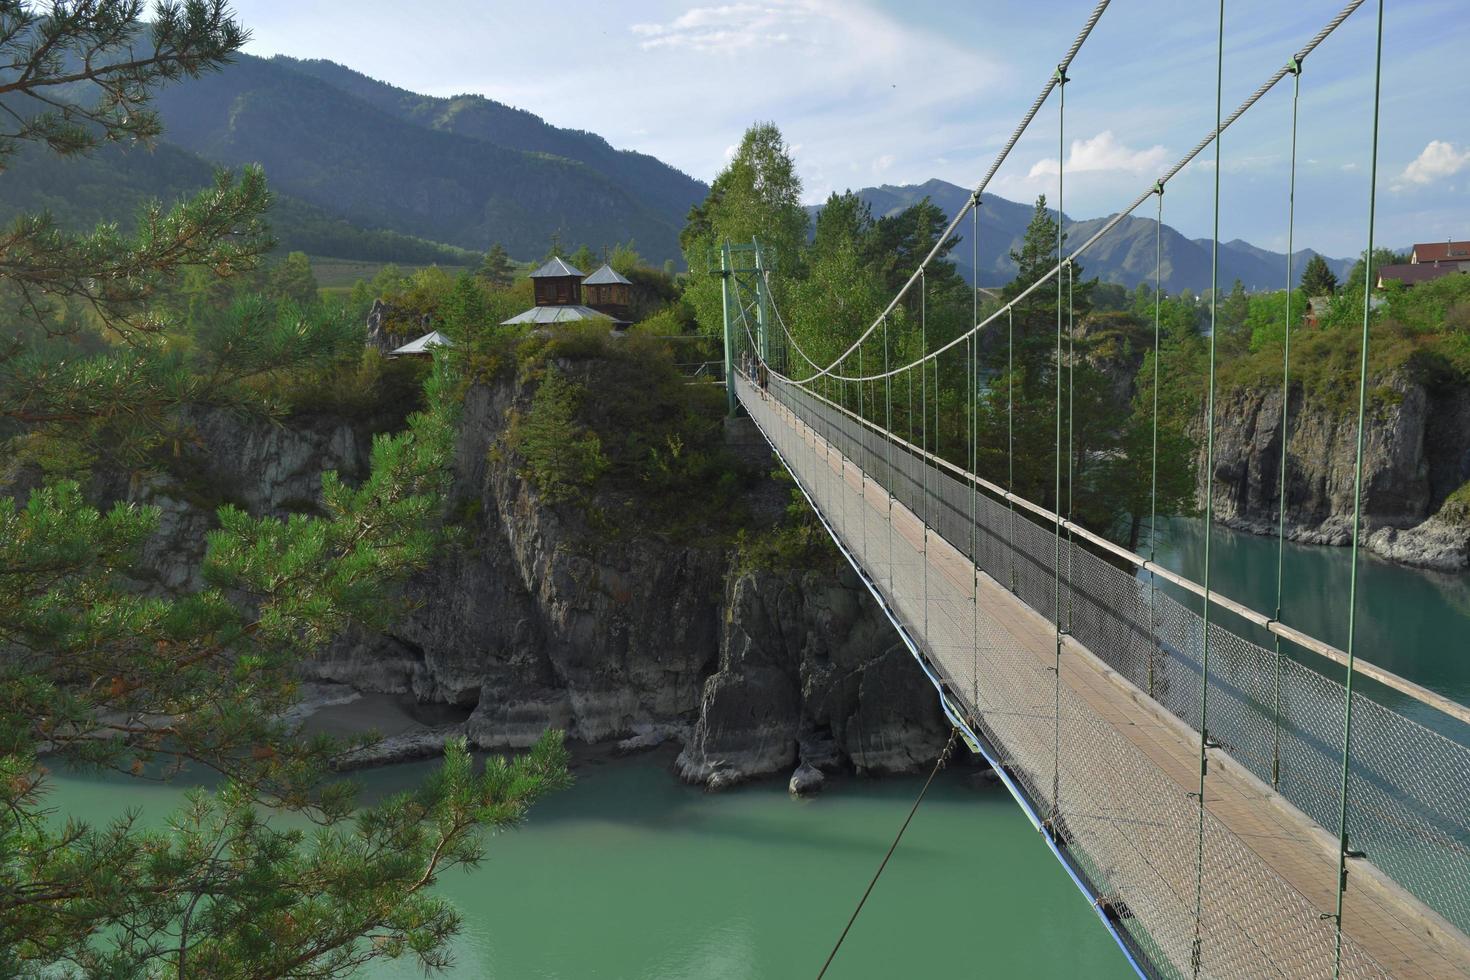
[789,761,825,797]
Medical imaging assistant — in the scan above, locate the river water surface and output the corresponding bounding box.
[44,519,1469,978]
[46,756,1133,978]
[1147,517,1470,710]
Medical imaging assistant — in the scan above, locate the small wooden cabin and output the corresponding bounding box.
[582,263,633,322]
[531,257,585,307]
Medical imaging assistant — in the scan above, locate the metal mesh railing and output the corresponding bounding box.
[737,372,1470,978]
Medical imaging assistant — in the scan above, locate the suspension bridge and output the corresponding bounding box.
[713,1,1470,977]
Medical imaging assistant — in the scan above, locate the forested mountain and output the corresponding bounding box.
[0,138,479,265]
[814,178,1353,293]
[148,53,702,262]
[277,57,706,223]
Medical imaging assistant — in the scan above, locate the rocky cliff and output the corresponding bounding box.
[100,366,945,788]
[1202,372,1470,571]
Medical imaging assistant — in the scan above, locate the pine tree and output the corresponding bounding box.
[479,242,515,287]
[1218,278,1250,352]
[0,4,568,975]
[1300,253,1339,296]
[442,270,491,335]
[569,243,598,272]
[267,250,321,305]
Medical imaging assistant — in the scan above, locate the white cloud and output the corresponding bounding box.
[872,154,895,174]
[1027,130,1168,179]
[631,4,808,53]
[1393,140,1470,190]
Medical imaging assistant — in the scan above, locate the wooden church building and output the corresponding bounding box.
[501,258,631,327]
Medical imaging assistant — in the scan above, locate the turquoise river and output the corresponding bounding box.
[43,519,1469,978]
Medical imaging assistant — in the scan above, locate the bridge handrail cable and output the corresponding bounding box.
[746,335,1470,728]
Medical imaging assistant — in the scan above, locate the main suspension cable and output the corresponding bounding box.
[774,0,1113,386]
[770,0,1367,387]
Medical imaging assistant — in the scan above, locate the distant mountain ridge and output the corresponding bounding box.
[812,178,1354,294]
[1,49,1351,285]
[147,53,705,264]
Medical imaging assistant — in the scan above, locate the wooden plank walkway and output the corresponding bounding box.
[737,377,1470,980]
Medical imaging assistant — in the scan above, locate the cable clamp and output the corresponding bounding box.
[1054,66,1070,85]
[1286,55,1302,76]
[1153,179,1165,197]
[971,190,983,207]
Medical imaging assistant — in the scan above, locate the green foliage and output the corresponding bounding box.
[268,249,320,304]
[276,347,430,422]
[1218,278,1250,351]
[1344,246,1408,292]
[439,271,493,338]
[1244,289,1308,352]
[680,123,809,338]
[478,242,515,287]
[0,6,568,974]
[504,366,609,504]
[1300,253,1339,296]
[1186,270,1470,415]
[732,465,840,573]
[569,243,598,272]
[493,326,749,538]
[608,240,644,275]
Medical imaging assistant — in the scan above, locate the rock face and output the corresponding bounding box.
[1202,374,1470,571]
[300,372,946,784]
[365,298,430,354]
[65,367,948,785]
[676,567,947,787]
[97,407,377,594]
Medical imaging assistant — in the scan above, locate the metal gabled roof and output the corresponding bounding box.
[583,263,632,286]
[391,330,453,354]
[500,305,620,326]
[529,256,585,278]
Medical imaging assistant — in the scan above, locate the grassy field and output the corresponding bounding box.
[309,256,472,295]
[310,255,541,299]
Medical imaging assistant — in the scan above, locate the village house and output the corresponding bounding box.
[1376,239,1470,289]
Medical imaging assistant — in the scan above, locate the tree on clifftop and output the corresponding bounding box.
[479,242,516,287]
[1300,253,1339,296]
[680,122,808,337]
[0,3,567,975]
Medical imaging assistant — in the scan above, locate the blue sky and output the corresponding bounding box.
[232,0,1467,257]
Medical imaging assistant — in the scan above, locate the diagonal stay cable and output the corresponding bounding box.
[775,0,1366,386]
[815,729,959,980]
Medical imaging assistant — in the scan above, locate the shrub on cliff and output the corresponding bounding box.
[504,365,609,504]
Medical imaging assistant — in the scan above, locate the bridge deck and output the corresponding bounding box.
[737,377,1470,980]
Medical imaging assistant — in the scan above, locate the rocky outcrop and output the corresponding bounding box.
[676,567,947,787]
[302,370,946,784]
[99,407,376,593]
[1202,373,1470,571]
[365,298,430,354]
